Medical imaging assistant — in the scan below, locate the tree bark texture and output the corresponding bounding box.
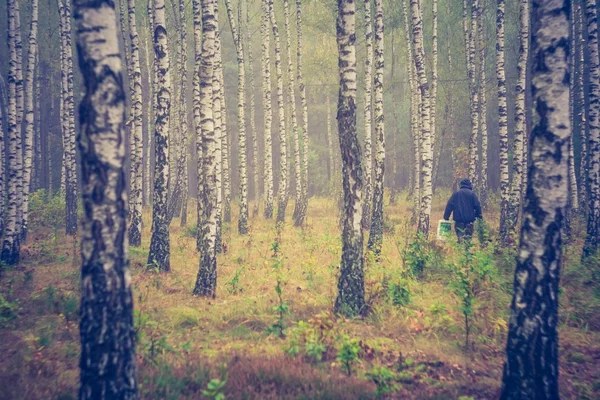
[361,0,373,231]
[261,0,274,219]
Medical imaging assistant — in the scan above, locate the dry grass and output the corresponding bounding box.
[0,194,599,399]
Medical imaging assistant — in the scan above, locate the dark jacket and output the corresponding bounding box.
[443,179,482,223]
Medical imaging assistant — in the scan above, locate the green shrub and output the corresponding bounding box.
[29,190,66,233]
[388,279,411,307]
[0,294,19,327]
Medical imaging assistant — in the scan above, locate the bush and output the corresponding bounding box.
[0,294,19,327]
[28,190,66,234]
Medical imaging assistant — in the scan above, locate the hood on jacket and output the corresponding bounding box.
[460,179,473,190]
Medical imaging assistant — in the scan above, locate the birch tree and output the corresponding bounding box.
[147,0,172,272]
[128,0,144,247]
[262,0,274,219]
[430,0,439,186]
[1,0,21,266]
[212,3,224,252]
[465,0,480,186]
[367,0,385,254]
[21,0,39,242]
[477,2,488,207]
[224,0,249,235]
[297,0,309,226]
[193,0,219,297]
[246,2,260,218]
[0,94,4,236]
[73,1,138,398]
[217,8,232,225]
[577,3,588,209]
[268,0,289,224]
[583,0,600,260]
[501,0,569,396]
[497,0,510,241]
[362,0,374,231]
[335,0,366,317]
[177,0,190,226]
[412,0,433,237]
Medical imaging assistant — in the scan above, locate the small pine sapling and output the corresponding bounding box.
[336,335,361,376]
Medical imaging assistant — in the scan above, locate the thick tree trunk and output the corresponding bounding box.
[1,0,21,266]
[193,0,219,297]
[128,0,144,247]
[335,0,366,317]
[367,0,385,254]
[268,0,289,224]
[21,0,39,243]
[500,0,569,396]
[262,0,274,219]
[73,1,138,398]
[583,0,600,260]
[297,0,309,225]
[497,0,510,241]
[147,0,171,272]
[362,0,373,231]
[412,0,433,237]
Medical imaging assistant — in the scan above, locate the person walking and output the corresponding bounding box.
[443,179,482,242]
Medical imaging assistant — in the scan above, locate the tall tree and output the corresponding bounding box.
[0,90,4,236]
[212,2,224,252]
[430,0,439,187]
[362,0,374,231]
[21,0,39,242]
[367,0,385,254]
[193,0,219,297]
[246,2,260,218]
[500,0,569,396]
[465,0,480,186]
[147,0,172,272]
[218,9,232,225]
[296,0,309,226]
[128,0,144,247]
[268,0,289,224]
[144,0,155,206]
[412,0,433,237]
[335,0,366,317]
[261,0,274,219]
[497,0,510,241]
[577,3,588,209]
[583,0,600,260]
[73,1,138,398]
[477,0,488,207]
[224,0,249,234]
[177,0,190,226]
[1,0,21,266]
[326,94,334,182]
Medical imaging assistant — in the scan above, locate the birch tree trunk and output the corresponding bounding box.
[466,0,480,186]
[74,2,138,398]
[193,0,204,251]
[1,0,21,266]
[212,4,224,252]
[501,0,569,396]
[578,3,588,209]
[193,0,219,297]
[21,0,39,242]
[268,0,289,224]
[412,0,433,237]
[297,0,309,225]
[506,0,529,239]
[144,0,155,206]
[217,12,232,225]
[177,0,190,226]
[583,0,600,260]
[361,0,374,231]
[430,0,439,187]
[246,3,260,218]
[0,93,4,236]
[127,0,144,247]
[13,0,24,240]
[367,0,385,254]
[147,0,171,272]
[497,0,511,241]
[335,0,366,317]
[224,0,249,235]
[477,3,488,207]
[261,0,274,219]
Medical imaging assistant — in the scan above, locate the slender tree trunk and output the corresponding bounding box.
[367,0,385,254]
[13,0,24,242]
[74,2,138,398]
[268,0,289,224]
[335,0,365,317]
[21,0,39,242]
[144,0,155,206]
[0,88,4,236]
[578,3,588,210]
[583,0,600,260]
[412,0,433,238]
[390,33,398,205]
[147,0,171,272]
[261,0,274,219]
[193,0,219,297]
[193,0,203,251]
[127,0,144,247]
[361,0,374,231]
[327,95,334,183]
[497,0,510,241]
[246,3,260,218]
[224,0,249,234]
[466,0,480,186]
[477,2,488,207]
[33,59,41,193]
[430,0,439,189]
[178,0,190,227]
[500,1,569,396]
[297,0,309,225]
[218,14,232,225]
[212,4,224,252]
[1,0,20,266]
[505,0,529,240]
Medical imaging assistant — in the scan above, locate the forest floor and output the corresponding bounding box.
[1,192,600,399]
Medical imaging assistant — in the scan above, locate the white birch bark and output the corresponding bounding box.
[261,0,274,219]
[147,0,171,272]
[194,0,219,297]
[368,0,385,253]
[362,0,374,231]
[297,0,309,225]
[212,3,224,252]
[466,0,480,186]
[246,3,260,218]
[498,0,511,241]
[578,3,588,209]
[477,3,488,207]
[177,0,190,226]
[216,10,231,224]
[73,2,138,397]
[268,0,289,224]
[21,0,39,242]
[430,0,439,186]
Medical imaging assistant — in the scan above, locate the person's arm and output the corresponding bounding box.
[473,193,482,220]
[443,193,455,220]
